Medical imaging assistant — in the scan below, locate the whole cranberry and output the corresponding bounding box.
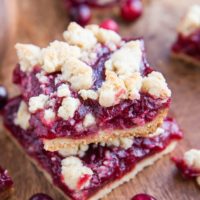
[100,19,119,32]
[131,193,157,200]
[29,193,53,200]
[120,0,143,22]
[69,4,91,26]
[0,85,8,109]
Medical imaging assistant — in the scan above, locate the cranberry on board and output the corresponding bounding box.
[65,0,143,25]
[69,4,91,26]
[100,19,119,32]
[131,193,157,200]
[0,85,8,110]
[120,0,143,22]
[29,193,54,200]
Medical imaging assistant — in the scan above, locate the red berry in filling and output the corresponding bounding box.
[100,19,119,32]
[131,193,157,200]
[69,4,91,26]
[0,85,8,110]
[29,193,53,200]
[120,0,143,22]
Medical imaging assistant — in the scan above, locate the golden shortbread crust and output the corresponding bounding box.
[44,108,168,151]
[172,52,200,67]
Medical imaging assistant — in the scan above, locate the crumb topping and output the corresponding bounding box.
[41,40,81,73]
[63,22,97,49]
[149,127,164,137]
[57,84,71,97]
[58,97,80,120]
[44,109,56,123]
[36,71,49,84]
[183,149,200,170]
[98,71,127,107]
[59,144,89,157]
[98,40,144,107]
[178,5,200,36]
[86,24,121,44]
[124,72,143,100]
[14,101,30,130]
[61,156,93,190]
[29,94,49,113]
[105,41,142,78]
[101,137,133,149]
[61,58,93,91]
[83,113,96,128]
[15,43,41,72]
[79,89,98,100]
[142,71,171,98]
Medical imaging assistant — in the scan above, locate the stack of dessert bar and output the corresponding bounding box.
[3,22,182,200]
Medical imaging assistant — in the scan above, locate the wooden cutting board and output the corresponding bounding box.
[0,0,200,199]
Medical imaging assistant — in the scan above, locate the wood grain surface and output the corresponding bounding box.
[0,0,200,199]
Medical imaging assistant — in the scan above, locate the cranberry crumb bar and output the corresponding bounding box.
[3,97,182,200]
[172,149,200,187]
[0,166,13,199]
[172,5,200,66]
[13,22,171,151]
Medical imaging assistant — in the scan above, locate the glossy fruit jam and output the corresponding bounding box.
[0,166,13,193]
[12,40,170,140]
[3,97,182,200]
[172,30,200,60]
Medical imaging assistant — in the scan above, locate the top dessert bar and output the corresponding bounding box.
[13,22,171,151]
[172,5,200,66]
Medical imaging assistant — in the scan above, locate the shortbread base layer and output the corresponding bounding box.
[44,108,168,151]
[171,52,200,67]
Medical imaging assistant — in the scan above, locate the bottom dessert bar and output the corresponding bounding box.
[0,166,13,200]
[3,97,183,200]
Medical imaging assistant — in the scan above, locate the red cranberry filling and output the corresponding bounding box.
[13,40,170,140]
[172,157,200,179]
[0,166,13,193]
[29,92,170,139]
[29,193,53,200]
[172,30,200,60]
[131,193,157,200]
[3,97,182,200]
